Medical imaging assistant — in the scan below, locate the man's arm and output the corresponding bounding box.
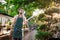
[23,15,27,25]
[11,15,18,27]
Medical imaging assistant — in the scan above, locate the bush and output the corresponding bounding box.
[36,24,52,40]
[35,31,52,40]
[37,24,47,31]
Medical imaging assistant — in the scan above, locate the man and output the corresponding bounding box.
[11,8,27,40]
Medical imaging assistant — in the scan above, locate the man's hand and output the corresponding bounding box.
[25,20,28,23]
[23,20,28,25]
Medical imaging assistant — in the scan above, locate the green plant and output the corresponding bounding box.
[36,24,53,40]
[35,31,52,40]
[37,24,47,31]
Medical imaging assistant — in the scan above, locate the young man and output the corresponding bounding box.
[12,8,27,40]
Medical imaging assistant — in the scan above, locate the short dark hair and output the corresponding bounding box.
[18,8,23,11]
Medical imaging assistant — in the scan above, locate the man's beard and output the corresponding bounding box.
[19,13,23,15]
[19,13,22,14]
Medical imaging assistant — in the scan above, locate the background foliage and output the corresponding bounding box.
[0,0,55,18]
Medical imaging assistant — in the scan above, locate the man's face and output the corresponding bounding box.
[19,9,24,14]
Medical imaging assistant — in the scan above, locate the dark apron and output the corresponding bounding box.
[13,16,23,38]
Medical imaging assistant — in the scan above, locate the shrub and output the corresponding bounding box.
[35,31,52,40]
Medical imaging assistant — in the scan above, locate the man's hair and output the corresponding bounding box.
[18,8,23,11]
